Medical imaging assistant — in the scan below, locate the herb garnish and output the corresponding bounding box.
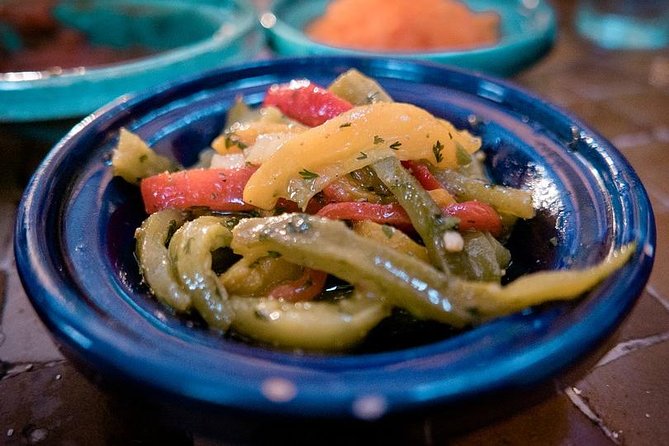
[224,133,247,150]
[432,140,444,163]
[299,169,319,180]
[389,141,402,150]
[367,91,381,103]
[373,135,385,144]
[357,152,368,160]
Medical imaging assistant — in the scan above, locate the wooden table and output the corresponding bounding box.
[1,1,667,444]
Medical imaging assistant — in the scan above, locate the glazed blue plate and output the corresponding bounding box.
[15,57,654,420]
[262,0,557,77]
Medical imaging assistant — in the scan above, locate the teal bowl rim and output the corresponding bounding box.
[262,0,557,76]
[0,0,259,122]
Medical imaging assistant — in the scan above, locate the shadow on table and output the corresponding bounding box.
[0,119,78,193]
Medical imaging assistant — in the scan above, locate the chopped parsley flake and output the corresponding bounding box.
[299,169,319,180]
[357,152,368,160]
[373,135,385,144]
[432,140,444,163]
[389,141,402,150]
[466,307,481,318]
[166,220,178,244]
[367,91,381,103]
[339,122,352,128]
[224,133,247,150]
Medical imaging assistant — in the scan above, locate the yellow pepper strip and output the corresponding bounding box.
[242,102,481,210]
[221,254,305,297]
[428,188,457,207]
[211,122,306,154]
[351,220,429,263]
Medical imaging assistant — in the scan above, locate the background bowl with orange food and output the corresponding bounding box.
[261,0,557,77]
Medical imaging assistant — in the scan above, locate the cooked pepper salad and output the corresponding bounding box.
[111,69,633,352]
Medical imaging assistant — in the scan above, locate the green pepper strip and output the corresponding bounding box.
[168,216,235,331]
[327,68,393,105]
[434,168,535,219]
[232,214,475,327]
[138,213,388,350]
[452,245,634,317]
[112,128,180,184]
[232,213,635,328]
[229,291,390,351]
[370,157,460,274]
[135,209,191,312]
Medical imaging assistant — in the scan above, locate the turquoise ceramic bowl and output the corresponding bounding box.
[0,0,261,122]
[262,0,557,77]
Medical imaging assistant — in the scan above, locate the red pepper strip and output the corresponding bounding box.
[317,202,415,233]
[263,81,353,127]
[140,166,326,215]
[444,201,503,237]
[140,167,258,214]
[321,178,381,204]
[317,200,503,237]
[267,268,328,302]
[321,180,356,203]
[401,160,444,191]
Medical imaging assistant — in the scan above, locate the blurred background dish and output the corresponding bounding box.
[574,0,669,50]
[15,56,654,424]
[261,0,557,77]
[0,0,262,123]
[305,0,501,53]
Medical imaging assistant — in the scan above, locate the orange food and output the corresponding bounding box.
[306,0,500,52]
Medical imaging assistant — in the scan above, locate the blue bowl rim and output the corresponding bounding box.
[14,55,656,419]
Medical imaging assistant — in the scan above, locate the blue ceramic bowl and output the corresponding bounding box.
[262,0,557,77]
[15,57,654,421]
[0,0,261,123]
